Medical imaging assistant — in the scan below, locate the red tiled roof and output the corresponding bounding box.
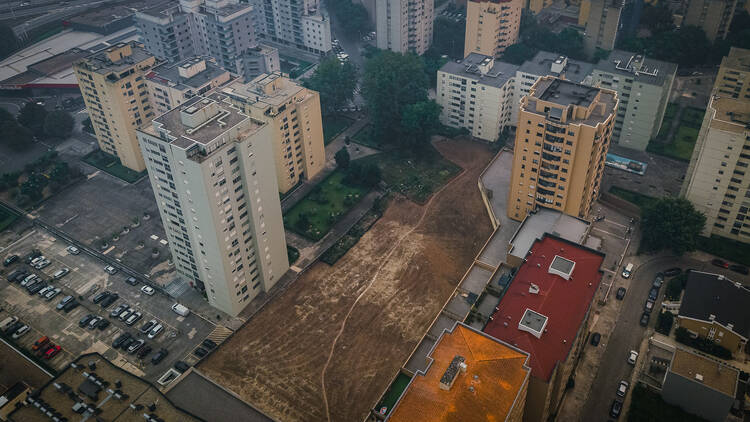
[483,235,604,381]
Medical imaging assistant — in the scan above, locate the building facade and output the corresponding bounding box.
[591,50,676,150]
[250,0,332,55]
[376,0,434,55]
[222,73,325,193]
[508,77,618,222]
[437,54,519,142]
[682,0,738,42]
[73,42,158,172]
[583,0,623,57]
[464,0,522,59]
[137,92,289,316]
[682,48,750,242]
[146,56,233,115]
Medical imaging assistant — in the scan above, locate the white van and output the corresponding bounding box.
[622,263,634,278]
[171,303,190,317]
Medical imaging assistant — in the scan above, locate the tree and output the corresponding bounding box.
[303,56,358,115]
[502,44,538,65]
[400,100,442,148]
[640,197,706,255]
[0,120,34,151]
[362,51,429,144]
[639,4,675,34]
[44,110,75,139]
[17,102,47,136]
[0,24,19,61]
[334,147,350,169]
[432,17,465,59]
[327,0,370,37]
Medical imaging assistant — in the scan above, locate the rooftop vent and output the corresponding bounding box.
[518,308,549,339]
[439,355,466,391]
[549,255,575,280]
[529,283,540,294]
[694,373,704,382]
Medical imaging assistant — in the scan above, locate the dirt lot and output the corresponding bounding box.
[199,138,495,422]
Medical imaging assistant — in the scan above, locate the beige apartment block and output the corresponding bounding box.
[73,42,158,172]
[464,0,522,58]
[583,0,623,57]
[137,93,289,316]
[508,77,618,222]
[222,72,325,193]
[683,0,738,42]
[376,0,434,55]
[714,47,750,101]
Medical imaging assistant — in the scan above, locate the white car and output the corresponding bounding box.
[616,380,629,397]
[66,245,80,255]
[30,256,45,266]
[34,259,50,269]
[627,350,638,365]
[147,323,163,339]
[12,325,30,339]
[45,288,61,301]
[103,265,117,275]
[140,285,155,296]
[53,268,70,279]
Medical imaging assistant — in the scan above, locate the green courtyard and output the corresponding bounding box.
[648,105,704,162]
[82,150,146,183]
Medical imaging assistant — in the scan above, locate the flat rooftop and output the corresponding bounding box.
[670,349,738,397]
[721,47,750,73]
[201,1,252,17]
[80,41,154,75]
[526,77,617,126]
[439,53,519,89]
[223,73,307,108]
[508,208,590,261]
[595,50,677,86]
[484,235,604,381]
[387,323,530,422]
[678,271,750,339]
[137,0,182,19]
[9,353,202,422]
[709,95,750,133]
[147,57,230,91]
[518,51,594,84]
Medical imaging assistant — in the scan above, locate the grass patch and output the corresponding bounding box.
[357,147,460,203]
[279,55,315,79]
[608,186,659,210]
[323,115,354,145]
[287,246,300,265]
[376,373,412,416]
[697,235,750,266]
[351,125,382,149]
[649,105,703,162]
[320,197,387,265]
[680,107,705,128]
[284,171,369,241]
[628,384,709,422]
[82,150,145,183]
[0,204,19,232]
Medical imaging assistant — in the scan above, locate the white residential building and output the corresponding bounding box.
[146,56,233,115]
[136,92,289,316]
[250,0,332,54]
[376,0,433,55]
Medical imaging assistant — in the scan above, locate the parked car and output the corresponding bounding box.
[87,317,102,330]
[100,293,119,308]
[104,265,118,275]
[712,258,729,268]
[32,336,49,351]
[648,287,658,301]
[44,345,62,359]
[121,336,135,350]
[147,323,163,339]
[171,303,189,317]
[21,274,38,287]
[110,303,128,318]
[7,269,28,282]
[609,399,623,418]
[56,295,74,310]
[589,332,601,346]
[193,347,208,358]
[174,361,189,372]
[53,268,70,279]
[639,312,650,327]
[4,321,24,335]
[663,267,682,277]
[140,319,156,334]
[112,333,131,348]
[66,245,80,255]
[34,259,50,270]
[25,250,42,264]
[125,276,138,286]
[652,274,664,289]
[616,380,629,397]
[127,339,145,354]
[151,348,168,364]
[28,282,47,295]
[615,287,626,300]
[137,345,152,359]
[140,285,155,296]
[44,288,61,301]
[97,319,110,330]
[125,312,142,326]
[12,325,30,339]
[0,316,18,331]
[201,339,217,350]
[729,264,749,275]
[119,308,134,321]
[644,299,654,314]
[37,286,53,297]
[78,314,95,328]
[92,291,110,304]
[62,300,79,313]
[627,350,639,365]
[3,255,19,267]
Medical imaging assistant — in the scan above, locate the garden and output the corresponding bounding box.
[320,195,388,265]
[82,149,146,183]
[647,105,704,162]
[0,151,81,209]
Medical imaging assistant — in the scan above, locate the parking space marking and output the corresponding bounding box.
[0,230,37,253]
[592,226,627,240]
[604,220,629,230]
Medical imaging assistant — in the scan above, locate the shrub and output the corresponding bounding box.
[674,327,732,359]
[656,311,674,335]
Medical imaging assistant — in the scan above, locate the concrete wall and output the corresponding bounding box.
[677,317,746,355]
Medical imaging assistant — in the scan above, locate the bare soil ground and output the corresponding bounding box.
[198,138,495,422]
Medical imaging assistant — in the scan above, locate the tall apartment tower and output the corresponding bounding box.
[583,0,623,58]
[376,0,434,55]
[222,73,326,194]
[73,42,158,172]
[136,92,289,316]
[146,56,233,115]
[250,0,332,55]
[682,48,750,243]
[591,50,676,151]
[464,0,522,59]
[683,0,738,42]
[508,77,618,222]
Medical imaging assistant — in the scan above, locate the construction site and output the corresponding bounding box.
[198,138,496,422]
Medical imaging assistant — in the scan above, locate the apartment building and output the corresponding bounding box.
[73,42,158,172]
[376,0,434,55]
[135,0,281,80]
[591,50,676,150]
[147,57,233,115]
[525,0,553,14]
[250,0,332,55]
[136,92,288,316]
[464,0,522,59]
[583,0,623,57]
[682,48,750,242]
[437,54,519,142]
[221,73,325,193]
[682,0,738,42]
[508,77,618,221]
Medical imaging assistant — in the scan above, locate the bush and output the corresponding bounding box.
[674,327,732,359]
[655,312,674,335]
[665,273,686,301]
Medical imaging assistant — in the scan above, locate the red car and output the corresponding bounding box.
[712,258,729,268]
[44,345,61,359]
[32,336,49,351]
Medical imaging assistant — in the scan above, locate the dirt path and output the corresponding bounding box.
[198,138,495,422]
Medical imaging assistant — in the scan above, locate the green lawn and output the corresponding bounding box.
[656,103,679,139]
[323,115,354,145]
[358,148,460,204]
[697,235,750,266]
[82,150,146,183]
[609,186,658,209]
[0,205,19,232]
[680,107,705,128]
[284,171,369,241]
[649,105,703,161]
[376,373,412,416]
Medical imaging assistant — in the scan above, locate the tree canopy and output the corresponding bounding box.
[17,102,47,137]
[0,120,34,151]
[640,197,706,255]
[502,16,586,63]
[334,147,350,169]
[401,100,442,148]
[303,56,358,115]
[432,17,465,59]
[327,0,370,36]
[44,110,75,139]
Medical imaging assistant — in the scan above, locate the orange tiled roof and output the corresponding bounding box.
[388,324,530,422]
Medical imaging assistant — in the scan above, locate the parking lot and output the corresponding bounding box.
[0,229,218,382]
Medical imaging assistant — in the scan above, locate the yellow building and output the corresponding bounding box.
[73,42,158,172]
[222,73,326,194]
[526,0,553,14]
[682,0,738,42]
[508,77,618,222]
[464,0,522,58]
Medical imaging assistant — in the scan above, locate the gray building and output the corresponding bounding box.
[249,0,332,55]
[661,348,738,422]
[591,50,676,150]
